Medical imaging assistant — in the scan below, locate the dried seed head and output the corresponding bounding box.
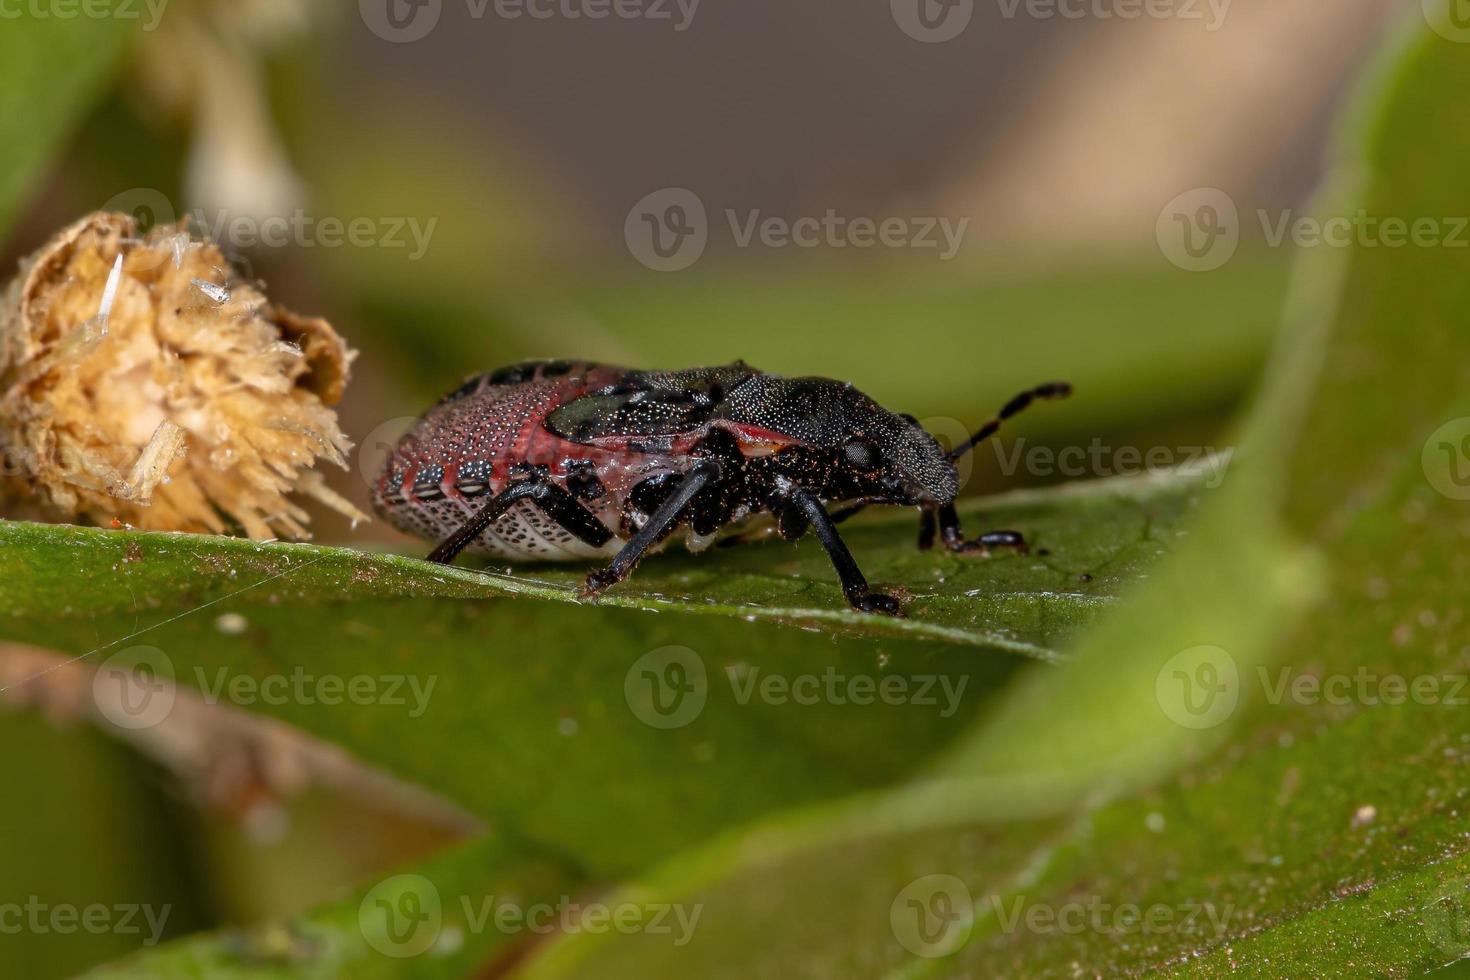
[0,211,367,538]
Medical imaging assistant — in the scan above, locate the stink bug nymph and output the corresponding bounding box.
[373,361,1070,615]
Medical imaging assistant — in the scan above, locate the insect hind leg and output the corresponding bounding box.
[426,478,612,565]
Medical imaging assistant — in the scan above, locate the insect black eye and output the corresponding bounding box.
[842,437,883,472]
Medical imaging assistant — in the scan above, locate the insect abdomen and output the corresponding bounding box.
[372,362,684,560]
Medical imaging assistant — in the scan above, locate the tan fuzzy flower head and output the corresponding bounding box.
[0,211,367,538]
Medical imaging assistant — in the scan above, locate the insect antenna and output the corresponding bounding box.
[948,382,1073,461]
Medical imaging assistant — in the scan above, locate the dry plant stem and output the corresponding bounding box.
[0,642,479,834]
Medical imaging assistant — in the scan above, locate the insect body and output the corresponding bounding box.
[373,360,1070,615]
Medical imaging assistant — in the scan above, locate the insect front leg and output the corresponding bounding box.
[426,478,612,565]
[924,503,1028,556]
[779,485,902,617]
[581,460,723,599]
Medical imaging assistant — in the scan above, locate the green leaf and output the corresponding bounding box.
[0,471,1194,878]
[84,834,579,980]
[0,467,1200,656]
[0,4,136,236]
[501,19,1470,980]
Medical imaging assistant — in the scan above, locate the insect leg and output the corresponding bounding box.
[426,479,612,564]
[525,481,616,550]
[782,486,902,616]
[934,503,1028,555]
[917,507,937,551]
[427,481,541,564]
[582,460,723,597]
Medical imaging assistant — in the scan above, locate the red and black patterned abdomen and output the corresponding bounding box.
[372,361,689,560]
